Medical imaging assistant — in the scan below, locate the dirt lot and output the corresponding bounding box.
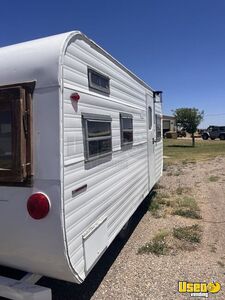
[86,156,225,300]
[1,154,225,300]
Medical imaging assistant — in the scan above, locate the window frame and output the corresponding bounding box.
[120,113,133,149]
[88,68,110,95]
[155,114,162,142]
[0,83,34,186]
[82,113,112,162]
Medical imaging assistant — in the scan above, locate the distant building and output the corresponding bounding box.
[163,115,177,135]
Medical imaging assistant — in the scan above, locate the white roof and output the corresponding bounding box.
[0,31,154,91]
[0,31,76,89]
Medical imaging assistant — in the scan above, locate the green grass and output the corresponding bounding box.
[173,224,202,243]
[208,175,220,182]
[163,139,225,163]
[138,230,170,256]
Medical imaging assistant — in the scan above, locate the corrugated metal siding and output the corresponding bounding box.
[62,38,158,279]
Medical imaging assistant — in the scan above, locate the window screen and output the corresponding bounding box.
[82,113,112,161]
[156,114,162,142]
[120,113,133,148]
[88,68,110,94]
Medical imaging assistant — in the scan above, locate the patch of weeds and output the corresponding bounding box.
[148,192,170,217]
[182,159,196,165]
[174,171,182,176]
[157,198,167,205]
[138,225,202,256]
[148,194,161,218]
[210,244,217,253]
[154,183,163,190]
[163,165,168,171]
[209,175,220,182]
[177,197,198,210]
[188,160,196,164]
[176,186,189,195]
[165,200,173,207]
[148,200,161,217]
[173,224,202,243]
[182,159,188,165]
[158,192,170,199]
[217,261,225,267]
[138,230,169,256]
[173,209,201,219]
[172,196,202,219]
[163,160,173,171]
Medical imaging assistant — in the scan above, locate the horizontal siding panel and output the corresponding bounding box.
[62,37,162,279]
[66,162,148,257]
[69,42,145,94]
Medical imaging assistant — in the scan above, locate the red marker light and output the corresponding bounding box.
[70,93,80,101]
[27,193,50,220]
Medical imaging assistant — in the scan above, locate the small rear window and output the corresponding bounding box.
[88,68,110,95]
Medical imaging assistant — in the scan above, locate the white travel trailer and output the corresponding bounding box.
[0,31,163,298]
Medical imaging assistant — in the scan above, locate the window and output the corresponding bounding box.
[120,113,133,148]
[0,84,33,185]
[88,68,110,94]
[211,126,219,132]
[156,114,162,142]
[148,107,152,130]
[82,113,112,161]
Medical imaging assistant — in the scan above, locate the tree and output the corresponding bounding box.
[173,108,204,147]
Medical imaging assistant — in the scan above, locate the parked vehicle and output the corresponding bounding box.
[177,129,186,137]
[0,31,163,297]
[202,126,225,140]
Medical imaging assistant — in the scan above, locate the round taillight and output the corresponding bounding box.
[27,193,50,220]
[70,92,80,101]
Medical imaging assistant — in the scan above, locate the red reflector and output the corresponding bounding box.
[70,92,80,101]
[27,193,50,220]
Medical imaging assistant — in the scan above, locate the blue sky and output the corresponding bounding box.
[0,0,225,128]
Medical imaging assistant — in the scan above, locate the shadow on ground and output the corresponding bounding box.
[0,195,151,300]
[167,144,193,148]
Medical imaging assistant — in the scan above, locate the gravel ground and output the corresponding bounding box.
[1,156,225,300]
[91,156,225,300]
